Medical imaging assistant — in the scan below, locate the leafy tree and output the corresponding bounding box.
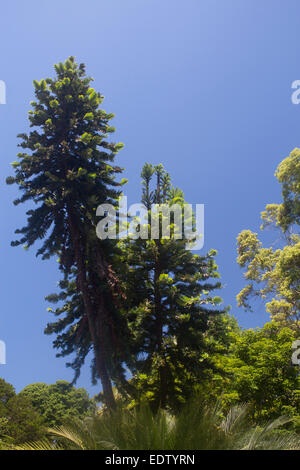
[118,164,225,410]
[7,57,130,408]
[0,378,44,444]
[215,322,300,425]
[0,378,15,408]
[191,313,242,405]
[237,148,300,330]
[20,380,96,427]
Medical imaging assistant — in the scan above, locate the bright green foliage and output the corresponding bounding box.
[273,148,300,230]
[7,57,129,408]
[237,149,300,329]
[20,380,96,427]
[211,322,300,425]
[191,313,242,405]
[118,164,225,410]
[0,378,44,444]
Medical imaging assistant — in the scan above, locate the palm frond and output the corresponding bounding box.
[15,401,300,451]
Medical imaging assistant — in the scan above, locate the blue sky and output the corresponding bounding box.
[0,0,299,395]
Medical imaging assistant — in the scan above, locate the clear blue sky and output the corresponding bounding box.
[0,0,299,395]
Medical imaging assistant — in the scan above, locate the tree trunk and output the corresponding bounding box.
[154,238,168,408]
[67,208,116,409]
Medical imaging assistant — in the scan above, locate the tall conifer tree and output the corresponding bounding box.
[118,164,225,410]
[7,57,129,408]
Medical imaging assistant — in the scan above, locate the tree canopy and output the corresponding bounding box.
[7,57,130,408]
[0,378,44,445]
[20,380,95,427]
[237,148,300,330]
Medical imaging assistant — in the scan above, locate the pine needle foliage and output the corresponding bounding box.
[7,57,130,408]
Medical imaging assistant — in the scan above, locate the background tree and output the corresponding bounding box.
[20,380,95,427]
[237,148,300,331]
[7,57,131,408]
[0,378,44,444]
[118,163,225,410]
[214,322,300,426]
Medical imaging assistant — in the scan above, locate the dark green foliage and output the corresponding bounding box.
[7,57,123,258]
[0,378,44,444]
[44,276,92,385]
[0,377,15,406]
[7,57,130,408]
